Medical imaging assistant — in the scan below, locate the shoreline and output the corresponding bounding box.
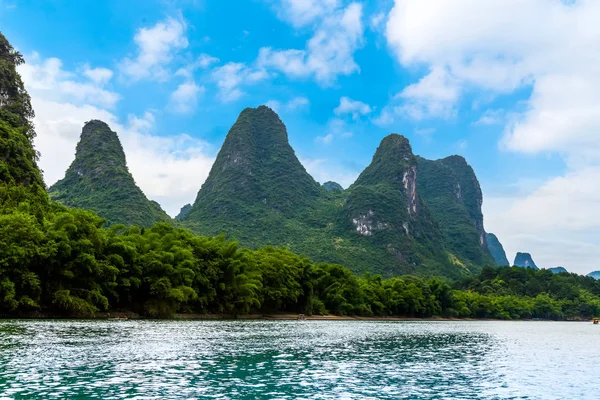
[0,312,592,322]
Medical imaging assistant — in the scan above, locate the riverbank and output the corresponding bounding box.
[2,311,593,321]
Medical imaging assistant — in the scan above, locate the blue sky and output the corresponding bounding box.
[4,0,600,274]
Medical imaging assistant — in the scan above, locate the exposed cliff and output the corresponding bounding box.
[417,156,494,269]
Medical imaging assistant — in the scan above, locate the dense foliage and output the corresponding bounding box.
[454,266,600,319]
[48,120,171,227]
[417,156,494,269]
[2,32,597,321]
[2,211,599,320]
[182,113,473,279]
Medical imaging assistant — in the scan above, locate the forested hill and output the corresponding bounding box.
[5,31,596,322]
[181,108,496,279]
[48,120,171,227]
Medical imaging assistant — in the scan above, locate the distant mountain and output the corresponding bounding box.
[48,120,171,227]
[548,266,567,274]
[322,181,343,192]
[181,106,493,278]
[486,233,510,266]
[587,271,600,280]
[417,156,494,268]
[175,203,192,221]
[514,252,539,270]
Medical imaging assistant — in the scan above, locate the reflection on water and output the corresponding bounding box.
[0,320,598,399]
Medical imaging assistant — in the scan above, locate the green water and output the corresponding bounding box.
[0,320,598,399]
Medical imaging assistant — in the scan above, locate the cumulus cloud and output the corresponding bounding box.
[374,66,459,124]
[274,0,339,28]
[266,96,309,113]
[82,65,114,85]
[258,2,364,85]
[300,157,359,188]
[211,62,269,102]
[315,118,353,145]
[334,96,372,119]
[169,80,205,113]
[120,16,188,82]
[19,53,120,109]
[19,54,215,216]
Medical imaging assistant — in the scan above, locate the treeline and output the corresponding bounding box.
[2,204,600,319]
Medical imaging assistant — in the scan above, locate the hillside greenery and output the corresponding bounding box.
[3,31,597,321]
[417,156,494,270]
[486,233,510,266]
[48,120,171,228]
[182,114,475,279]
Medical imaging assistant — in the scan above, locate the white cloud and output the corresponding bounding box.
[315,118,353,145]
[196,53,220,68]
[120,16,188,82]
[370,12,385,31]
[19,53,120,109]
[212,62,268,102]
[20,53,215,217]
[301,157,359,188]
[334,96,372,119]
[473,108,505,126]
[384,0,600,154]
[169,81,205,113]
[82,65,113,85]
[485,167,600,274]
[375,67,459,123]
[316,133,334,145]
[259,2,364,85]
[266,96,309,113]
[275,0,339,28]
[175,53,220,79]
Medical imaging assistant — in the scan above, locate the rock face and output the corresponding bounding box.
[548,267,567,274]
[417,155,494,268]
[322,181,343,192]
[182,107,490,278]
[587,271,600,280]
[175,203,192,221]
[486,233,510,266]
[341,134,450,274]
[49,120,171,227]
[514,252,539,270]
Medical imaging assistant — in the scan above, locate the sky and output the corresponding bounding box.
[2,0,600,275]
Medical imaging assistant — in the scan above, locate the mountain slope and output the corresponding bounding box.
[183,106,323,245]
[48,120,171,227]
[417,156,494,269]
[339,134,457,276]
[587,271,600,280]
[183,107,489,279]
[548,267,567,274]
[486,233,510,266]
[514,252,539,269]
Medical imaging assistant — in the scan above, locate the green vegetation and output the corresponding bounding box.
[48,120,171,227]
[486,233,510,266]
[181,111,480,279]
[2,31,597,321]
[454,266,600,319]
[417,156,494,270]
